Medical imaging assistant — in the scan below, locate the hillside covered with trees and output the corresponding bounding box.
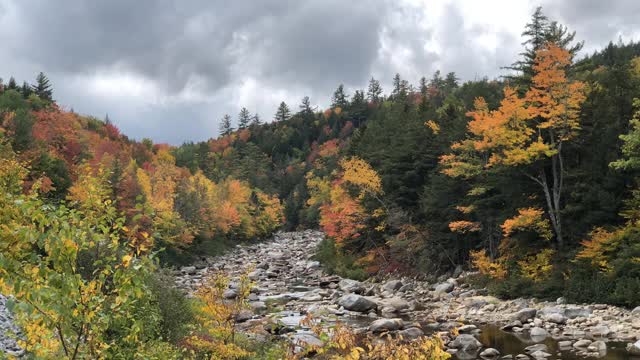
[2,6,640,359]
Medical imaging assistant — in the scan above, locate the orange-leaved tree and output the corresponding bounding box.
[441,43,586,247]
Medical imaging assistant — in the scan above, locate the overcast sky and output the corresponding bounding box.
[1,0,639,144]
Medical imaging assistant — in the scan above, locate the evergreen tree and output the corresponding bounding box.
[21,81,32,98]
[219,114,233,136]
[444,72,459,93]
[238,107,251,129]
[419,76,428,96]
[274,102,291,122]
[351,90,365,106]
[32,72,53,101]
[105,113,112,125]
[505,7,582,88]
[299,96,314,114]
[331,84,349,108]
[8,77,17,90]
[251,113,262,126]
[367,77,383,103]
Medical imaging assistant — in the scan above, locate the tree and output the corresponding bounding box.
[367,77,383,103]
[331,84,349,108]
[505,7,583,88]
[274,101,291,122]
[21,81,32,98]
[351,90,365,106]
[238,107,251,129]
[7,77,17,90]
[441,44,586,247]
[299,96,314,115]
[32,72,53,101]
[219,114,233,136]
[251,113,262,126]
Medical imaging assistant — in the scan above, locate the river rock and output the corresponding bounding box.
[382,279,403,292]
[501,320,522,331]
[544,312,567,324]
[480,348,500,358]
[338,279,365,294]
[588,340,606,352]
[631,306,640,315]
[380,297,409,312]
[449,334,482,351]
[369,318,404,332]
[590,325,610,337]
[434,282,454,294]
[627,340,640,355]
[573,339,592,348]
[525,344,548,354]
[565,306,592,319]
[511,308,537,322]
[398,327,424,339]
[338,294,377,312]
[223,289,238,299]
[458,324,478,334]
[530,327,549,338]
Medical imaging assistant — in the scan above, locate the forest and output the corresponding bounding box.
[1,6,640,359]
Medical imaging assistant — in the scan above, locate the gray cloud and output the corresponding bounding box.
[0,0,638,144]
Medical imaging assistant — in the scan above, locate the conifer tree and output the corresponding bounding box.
[331,84,349,108]
[219,114,234,136]
[274,102,291,122]
[299,96,314,114]
[238,107,251,129]
[32,72,53,101]
[367,77,383,104]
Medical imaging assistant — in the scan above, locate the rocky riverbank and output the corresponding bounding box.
[175,230,640,359]
[0,295,24,357]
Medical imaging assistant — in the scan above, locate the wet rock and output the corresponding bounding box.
[511,308,537,322]
[515,355,529,360]
[631,306,640,315]
[338,294,377,312]
[369,318,404,332]
[588,340,606,352]
[530,350,551,359]
[524,344,548,354]
[338,279,365,294]
[501,320,522,331]
[449,334,482,351]
[573,339,592,348]
[557,340,572,348]
[480,348,500,358]
[627,340,640,355]
[458,324,478,334]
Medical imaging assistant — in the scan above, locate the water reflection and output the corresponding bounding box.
[453,325,634,360]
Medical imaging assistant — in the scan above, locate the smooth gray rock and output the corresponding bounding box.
[449,334,482,351]
[627,340,640,355]
[480,348,501,358]
[511,308,537,322]
[369,318,404,332]
[338,279,365,294]
[398,327,424,339]
[565,307,593,319]
[529,327,549,338]
[382,279,403,292]
[544,312,566,324]
[338,294,377,312]
[434,282,455,294]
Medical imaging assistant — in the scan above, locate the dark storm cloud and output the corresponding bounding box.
[0,0,638,144]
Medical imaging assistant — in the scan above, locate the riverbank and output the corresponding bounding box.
[175,230,640,359]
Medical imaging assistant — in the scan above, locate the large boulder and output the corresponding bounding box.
[338,294,377,312]
[511,308,537,323]
[380,297,409,312]
[480,348,500,359]
[369,318,404,332]
[449,334,482,351]
[382,280,403,293]
[530,327,549,338]
[338,279,365,294]
[631,306,640,315]
[398,327,424,339]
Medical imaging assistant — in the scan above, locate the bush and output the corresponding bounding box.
[314,238,368,280]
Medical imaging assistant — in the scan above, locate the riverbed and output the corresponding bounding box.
[174,230,640,359]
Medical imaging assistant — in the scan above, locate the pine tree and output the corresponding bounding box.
[419,76,428,96]
[504,7,582,88]
[32,72,53,101]
[444,72,459,93]
[299,96,314,114]
[351,90,365,106]
[21,81,32,97]
[219,114,234,136]
[251,113,262,126]
[274,102,291,122]
[331,84,349,108]
[8,77,17,90]
[105,114,112,125]
[367,77,383,103]
[238,107,251,129]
